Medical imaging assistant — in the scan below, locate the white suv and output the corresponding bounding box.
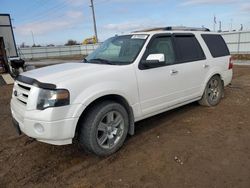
[10,27,233,156]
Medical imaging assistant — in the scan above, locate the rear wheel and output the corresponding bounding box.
[199,75,223,107]
[78,101,129,156]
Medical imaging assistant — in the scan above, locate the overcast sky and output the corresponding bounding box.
[1,0,250,46]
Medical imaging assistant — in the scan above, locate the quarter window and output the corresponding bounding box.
[201,34,230,58]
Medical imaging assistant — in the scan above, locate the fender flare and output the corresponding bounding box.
[74,93,135,138]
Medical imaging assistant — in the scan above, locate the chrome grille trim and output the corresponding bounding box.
[13,81,32,106]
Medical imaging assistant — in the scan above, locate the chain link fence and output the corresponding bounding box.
[17,31,250,60]
[18,44,100,60]
[221,31,250,54]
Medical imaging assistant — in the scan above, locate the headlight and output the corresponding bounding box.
[37,89,70,110]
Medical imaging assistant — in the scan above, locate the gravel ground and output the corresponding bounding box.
[0,65,250,188]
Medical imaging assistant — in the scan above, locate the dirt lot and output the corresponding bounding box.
[0,65,250,188]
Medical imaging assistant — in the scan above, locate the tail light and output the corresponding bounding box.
[228,57,233,70]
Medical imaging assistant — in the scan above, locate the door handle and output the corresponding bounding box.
[171,69,178,75]
[203,64,210,68]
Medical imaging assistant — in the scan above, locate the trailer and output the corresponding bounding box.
[0,14,30,78]
[0,37,8,73]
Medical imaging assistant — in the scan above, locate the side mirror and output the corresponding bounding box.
[146,53,165,63]
[141,53,165,69]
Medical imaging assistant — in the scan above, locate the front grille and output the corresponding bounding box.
[14,81,31,106]
[18,84,31,91]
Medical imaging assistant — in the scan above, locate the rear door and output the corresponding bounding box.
[0,37,7,73]
[170,33,208,100]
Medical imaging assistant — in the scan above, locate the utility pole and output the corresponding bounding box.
[230,19,233,31]
[240,24,243,31]
[213,15,216,32]
[90,0,98,43]
[219,21,222,32]
[31,31,35,46]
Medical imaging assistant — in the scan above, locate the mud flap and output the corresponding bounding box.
[12,118,22,135]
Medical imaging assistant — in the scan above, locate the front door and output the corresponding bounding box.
[136,35,181,116]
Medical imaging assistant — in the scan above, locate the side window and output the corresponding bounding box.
[201,34,230,58]
[173,34,206,63]
[143,36,175,65]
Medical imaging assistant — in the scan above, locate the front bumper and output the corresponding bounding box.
[10,99,82,145]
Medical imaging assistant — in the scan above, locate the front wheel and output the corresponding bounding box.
[199,75,223,107]
[78,101,129,156]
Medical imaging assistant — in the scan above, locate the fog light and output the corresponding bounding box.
[34,123,44,134]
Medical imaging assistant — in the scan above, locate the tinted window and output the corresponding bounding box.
[173,34,205,63]
[143,36,175,65]
[202,34,230,58]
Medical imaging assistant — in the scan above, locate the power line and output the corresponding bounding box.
[16,0,55,21]
[17,0,73,24]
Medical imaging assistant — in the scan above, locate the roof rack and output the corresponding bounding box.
[133,26,210,33]
[165,26,210,32]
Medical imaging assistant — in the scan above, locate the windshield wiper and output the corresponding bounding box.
[89,58,115,65]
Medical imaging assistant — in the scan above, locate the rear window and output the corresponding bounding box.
[173,34,206,63]
[201,34,230,58]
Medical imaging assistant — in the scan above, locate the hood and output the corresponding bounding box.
[21,62,118,85]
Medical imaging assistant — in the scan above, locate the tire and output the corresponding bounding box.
[199,75,224,107]
[78,100,129,156]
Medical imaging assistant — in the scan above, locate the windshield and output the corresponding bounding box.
[85,34,148,65]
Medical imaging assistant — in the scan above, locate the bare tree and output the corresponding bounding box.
[65,39,78,46]
[20,42,29,48]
